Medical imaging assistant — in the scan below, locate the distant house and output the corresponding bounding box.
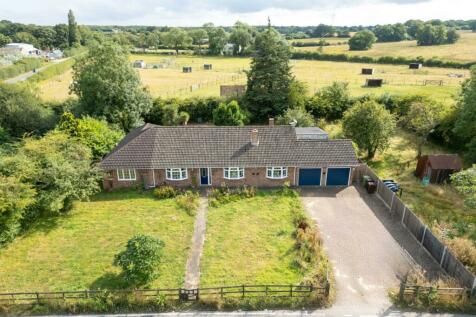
[1,43,41,57]
[46,49,63,60]
[415,154,462,184]
[100,122,359,190]
[133,60,146,68]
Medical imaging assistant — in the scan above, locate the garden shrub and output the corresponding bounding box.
[175,190,200,216]
[153,185,178,199]
[208,185,257,207]
[446,237,476,274]
[113,234,165,286]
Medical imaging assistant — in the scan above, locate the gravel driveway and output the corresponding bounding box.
[301,185,442,315]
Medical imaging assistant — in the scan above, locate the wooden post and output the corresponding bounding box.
[265,285,268,296]
[220,287,224,299]
[36,292,40,304]
[242,285,245,298]
[398,280,405,302]
[290,285,293,297]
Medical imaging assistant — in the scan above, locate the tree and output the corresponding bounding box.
[162,28,192,54]
[0,84,57,138]
[245,24,293,121]
[212,100,246,126]
[446,28,460,44]
[288,81,309,110]
[57,112,124,160]
[67,9,79,47]
[53,24,69,49]
[343,100,396,159]
[307,82,352,121]
[0,34,11,47]
[401,100,443,157]
[188,28,207,51]
[114,234,165,286]
[229,23,253,55]
[32,27,56,50]
[312,24,336,38]
[161,104,190,126]
[454,66,476,161]
[451,166,476,209]
[405,20,424,39]
[13,32,37,46]
[471,21,476,32]
[276,108,314,127]
[348,30,376,50]
[71,42,152,131]
[0,131,100,223]
[416,23,458,45]
[207,27,228,55]
[374,24,406,42]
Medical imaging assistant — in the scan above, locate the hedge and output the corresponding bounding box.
[0,58,43,81]
[291,41,347,47]
[290,51,476,69]
[26,58,76,83]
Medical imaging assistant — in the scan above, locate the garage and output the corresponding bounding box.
[326,167,351,186]
[299,168,322,186]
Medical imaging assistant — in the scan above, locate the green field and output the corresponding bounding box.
[37,55,467,103]
[294,31,476,63]
[200,192,307,286]
[0,190,195,292]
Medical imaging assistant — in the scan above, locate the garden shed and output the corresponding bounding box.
[409,63,422,69]
[365,79,383,87]
[415,154,462,184]
[361,68,374,75]
[183,66,192,73]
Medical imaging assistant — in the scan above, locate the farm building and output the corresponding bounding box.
[415,154,462,184]
[365,79,383,87]
[183,66,192,73]
[361,68,374,75]
[100,122,359,190]
[220,85,246,97]
[133,60,146,68]
[409,63,423,69]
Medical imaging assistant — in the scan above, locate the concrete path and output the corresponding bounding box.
[4,58,69,84]
[300,186,443,315]
[184,197,208,289]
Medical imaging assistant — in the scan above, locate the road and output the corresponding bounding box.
[3,58,69,84]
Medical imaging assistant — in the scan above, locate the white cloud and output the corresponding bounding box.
[0,0,474,26]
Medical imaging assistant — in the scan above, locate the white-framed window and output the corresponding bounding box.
[117,169,136,181]
[166,168,188,181]
[266,167,288,179]
[223,167,245,180]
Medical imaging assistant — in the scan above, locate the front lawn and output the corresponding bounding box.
[0,190,195,292]
[200,191,313,286]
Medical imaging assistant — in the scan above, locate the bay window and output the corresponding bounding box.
[166,168,188,181]
[266,167,288,179]
[223,167,245,180]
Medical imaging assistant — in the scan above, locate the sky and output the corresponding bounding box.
[1,0,475,27]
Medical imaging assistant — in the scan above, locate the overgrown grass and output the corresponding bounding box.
[200,189,329,287]
[0,190,195,292]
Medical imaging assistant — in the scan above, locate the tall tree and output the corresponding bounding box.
[71,42,152,131]
[343,100,396,159]
[53,24,69,49]
[0,34,11,47]
[162,28,192,54]
[188,28,207,51]
[67,9,79,47]
[207,26,228,55]
[454,66,476,161]
[348,30,376,50]
[229,22,254,55]
[245,23,293,121]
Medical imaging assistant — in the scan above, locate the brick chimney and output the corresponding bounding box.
[269,117,274,127]
[250,129,259,146]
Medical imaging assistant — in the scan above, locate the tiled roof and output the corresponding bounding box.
[100,124,359,169]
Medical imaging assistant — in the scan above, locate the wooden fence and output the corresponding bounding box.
[354,164,476,290]
[0,283,329,305]
[398,281,476,303]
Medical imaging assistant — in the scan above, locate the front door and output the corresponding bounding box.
[200,168,210,186]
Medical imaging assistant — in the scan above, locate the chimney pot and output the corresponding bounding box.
[250,129,259,146]
[269,118,274,126]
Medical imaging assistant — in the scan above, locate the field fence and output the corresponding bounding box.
[354,164,476,290]
[0,283,329,305]
[398,282,476,303]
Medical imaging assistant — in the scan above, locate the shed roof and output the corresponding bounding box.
[426,154,462,170]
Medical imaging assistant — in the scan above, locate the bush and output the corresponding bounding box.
[175,190,200,216]
[0,58,42,80]
[348,30,376,51]
[27,58,75,83]
[153,186,178,199]
[208,185,257,207]
[307,82,352,121]
[446,237,476,274]
[113,234,165,286]
[212,100,247,126]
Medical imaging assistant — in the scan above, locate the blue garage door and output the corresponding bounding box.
[299,168,322,186]
[326,168,350,186]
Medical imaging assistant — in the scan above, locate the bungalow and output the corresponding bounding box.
[100,122,359,190]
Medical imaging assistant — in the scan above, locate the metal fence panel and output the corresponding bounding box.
[442,251,475,289]
[392,197,405,219]
[378,182,395,208]
[404,210,425,242]
[422,229,445,262]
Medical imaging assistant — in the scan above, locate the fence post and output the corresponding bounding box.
[36,292,40,304]
[242,285,245,298]
[398,280,406,302]
[401,207,406,226]
[324,281,330,298]
[220,287,224,299]
[265,285,268,297]
[290,285,293,297]
[439,246,447,267]
[472,277,476,296]
[389,193,395,214]
[420,226,427,245]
